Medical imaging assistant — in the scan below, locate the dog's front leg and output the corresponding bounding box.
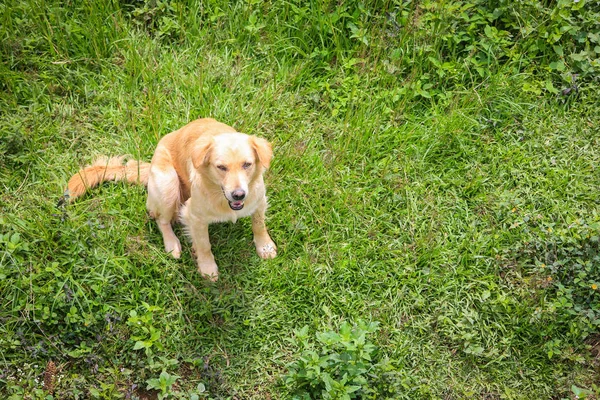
[252,202,277,259]
[189,221,219,281]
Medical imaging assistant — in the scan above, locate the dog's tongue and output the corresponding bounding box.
[230,201,244,210]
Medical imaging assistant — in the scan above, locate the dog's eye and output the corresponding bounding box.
[242,162,252,169]
[217,165,228,172]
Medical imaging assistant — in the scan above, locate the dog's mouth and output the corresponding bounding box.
[222,187,245,211]
[229,200,244,211]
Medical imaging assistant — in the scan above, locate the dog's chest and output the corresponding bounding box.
[211,202,257,223]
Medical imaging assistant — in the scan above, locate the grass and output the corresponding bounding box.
[1,0,600,399]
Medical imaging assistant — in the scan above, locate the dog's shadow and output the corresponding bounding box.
[144,221,256,393]
[197,220,256,276]
[144,216,258,279]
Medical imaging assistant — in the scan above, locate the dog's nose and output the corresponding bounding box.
[231,189,246,201]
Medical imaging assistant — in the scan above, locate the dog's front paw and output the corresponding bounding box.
[197,259,219,281]
[255,239,277,259]
[164,237,182,259]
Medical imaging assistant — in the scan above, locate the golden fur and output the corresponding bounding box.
[67,118,277,280]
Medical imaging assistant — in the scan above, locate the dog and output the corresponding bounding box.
[67,118,277,281]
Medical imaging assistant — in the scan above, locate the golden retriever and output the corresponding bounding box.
[67,118,277,280]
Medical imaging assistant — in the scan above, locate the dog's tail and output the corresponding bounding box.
[66,156,151,201]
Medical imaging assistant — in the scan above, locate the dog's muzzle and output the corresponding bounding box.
[224,188,246,211]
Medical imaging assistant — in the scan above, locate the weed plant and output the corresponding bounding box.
[1,0,600,398]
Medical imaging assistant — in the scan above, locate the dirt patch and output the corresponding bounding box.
[586,333,600,361]
[134,388,158,400]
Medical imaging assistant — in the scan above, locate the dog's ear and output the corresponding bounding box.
[250,136,273,169]
[192,136,214,169]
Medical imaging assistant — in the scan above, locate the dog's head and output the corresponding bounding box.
[192,133,272,210]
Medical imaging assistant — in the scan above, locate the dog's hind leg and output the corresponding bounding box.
[146,151,182,258]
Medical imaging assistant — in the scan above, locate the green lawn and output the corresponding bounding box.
[1,1,599,399]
